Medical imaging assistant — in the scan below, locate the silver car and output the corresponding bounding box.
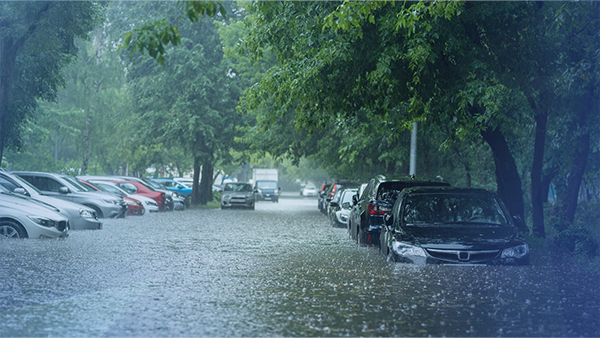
[14,171,127,219]
[0,170,102,230]
[221,182,256,210]
[0,187,69,239]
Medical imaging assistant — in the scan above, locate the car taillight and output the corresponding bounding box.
[367,202,390,215]
[329,184,337,198]
[321,182,326,192]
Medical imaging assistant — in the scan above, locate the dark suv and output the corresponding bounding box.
[348,175,450,246]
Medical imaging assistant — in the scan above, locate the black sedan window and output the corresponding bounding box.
[403,194,509,225]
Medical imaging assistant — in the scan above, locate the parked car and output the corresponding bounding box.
[254,180,280,202]
[221,182,256,210]
[151,178,193,196]
[89,180,159,213]
[0,169,102,230]
[301,184,318,197]
[348,175,450,246]
[78,180,148,216]
[322,180,361,216]
[173,177,193,188]
[110,180,167,212]
[317,182,332,213]
[78,175,175,211]
[328,188,358,228]
[14,171,127,219]
[380,186,530,265]
[0,186,69,239]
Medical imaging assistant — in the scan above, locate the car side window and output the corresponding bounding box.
[0,176,19,192]
[36,177,64,193]
[117,183,137,194]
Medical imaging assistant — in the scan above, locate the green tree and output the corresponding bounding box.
[0,2,104,163]
[125,2,242,205]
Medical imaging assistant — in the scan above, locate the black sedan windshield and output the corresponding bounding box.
[403,193,509,225]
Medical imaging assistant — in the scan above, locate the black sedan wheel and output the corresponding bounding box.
[0,221,27,239]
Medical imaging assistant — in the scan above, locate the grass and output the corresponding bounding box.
[188,200,221,209]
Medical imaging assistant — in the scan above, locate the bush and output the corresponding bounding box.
[552,225,599,257]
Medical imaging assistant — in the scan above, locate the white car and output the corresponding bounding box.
[0,188,69,239]
[88,181,159,213]
[301,184,318,197]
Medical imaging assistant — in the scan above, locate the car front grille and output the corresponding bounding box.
[426,249,501,263]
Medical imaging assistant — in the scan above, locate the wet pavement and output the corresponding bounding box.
[1,193,599,337]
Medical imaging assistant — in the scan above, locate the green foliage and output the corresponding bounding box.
[119,0,226,66]
[0,1,106,160]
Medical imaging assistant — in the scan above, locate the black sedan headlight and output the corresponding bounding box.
[501,243,529,259]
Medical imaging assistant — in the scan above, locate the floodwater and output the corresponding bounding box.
[1,193,598,337]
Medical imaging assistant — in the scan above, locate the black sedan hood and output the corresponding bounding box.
[404,223,519,250]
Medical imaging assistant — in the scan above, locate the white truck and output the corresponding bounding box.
[252,168,280,202]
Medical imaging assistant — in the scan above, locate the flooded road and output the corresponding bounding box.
[1,194,599,337]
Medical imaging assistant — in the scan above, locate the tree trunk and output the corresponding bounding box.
[199,160,214,205]
[191,155,201,205]
[0,37,18,163]
[561,132,590,224]
[481,125,528,232]
[531,110,548,238]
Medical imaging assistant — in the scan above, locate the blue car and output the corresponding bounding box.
[151,178,193,196]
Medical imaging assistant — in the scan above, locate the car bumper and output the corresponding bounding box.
[257,194,278,201]
[71,218,103,230]
[390,244,530,266]
[99,204,126,219]
[24,220,69,239]
[221,198,254,208]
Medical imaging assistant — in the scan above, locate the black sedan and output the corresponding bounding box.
[380,186,529,265]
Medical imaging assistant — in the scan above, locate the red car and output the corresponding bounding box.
[78,179,145,216]
[112,181,166,212]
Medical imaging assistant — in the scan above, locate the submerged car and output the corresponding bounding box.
[15,171,127,219]
[380,187,530,265]
[301,184,318,197]
[0,186,69,239]
[254,180,280,202]
[221,182,256,210]
[328,188,358,228]
[349,175,450,246]
[0,169,102,230]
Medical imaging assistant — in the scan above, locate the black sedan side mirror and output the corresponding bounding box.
[329,201,339,208]
[352,194,358,205]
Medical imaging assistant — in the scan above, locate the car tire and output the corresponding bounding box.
[0,220,27,239]
[248,203,255,210]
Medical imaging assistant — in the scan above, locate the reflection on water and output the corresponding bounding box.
[0,196,598,337]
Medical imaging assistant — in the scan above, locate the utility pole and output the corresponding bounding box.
[409,122,417,176]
